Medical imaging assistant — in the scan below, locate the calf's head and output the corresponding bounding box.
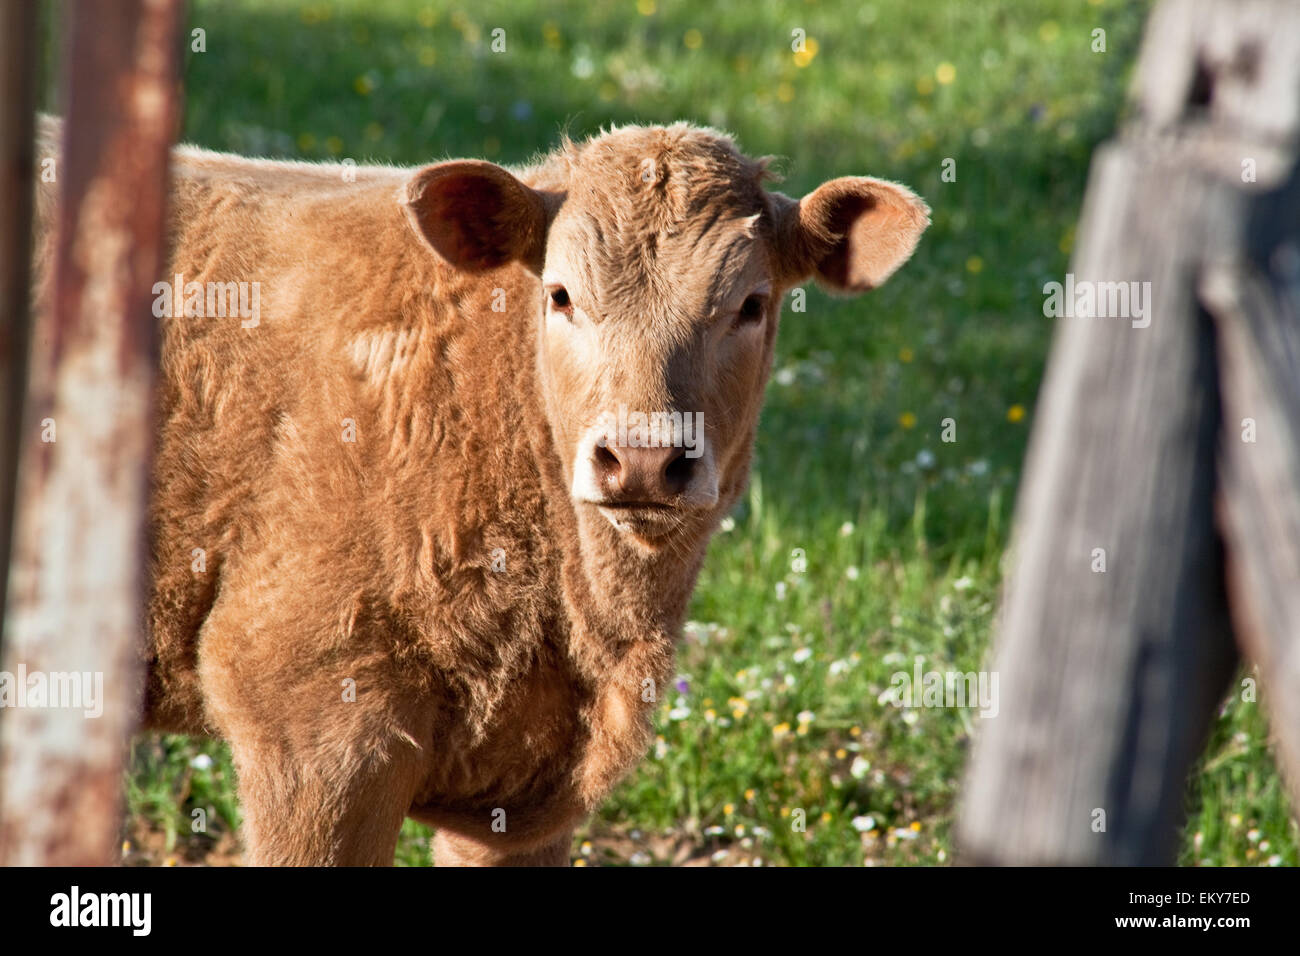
[403,125,928,552]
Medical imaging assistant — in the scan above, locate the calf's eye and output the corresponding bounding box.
[549,287,571,310]
[736,294,766,325]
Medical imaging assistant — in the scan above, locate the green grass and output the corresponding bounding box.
[103,0,1295,866]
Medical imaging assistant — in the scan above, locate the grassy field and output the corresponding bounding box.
[108,0,1296,866]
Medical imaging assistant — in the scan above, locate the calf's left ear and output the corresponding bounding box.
[773,177,930,292]
[402,160,550,274]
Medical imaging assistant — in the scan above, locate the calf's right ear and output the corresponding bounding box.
[402,161,550,274]
[772,177,930,293]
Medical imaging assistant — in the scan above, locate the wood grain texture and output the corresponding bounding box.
[1205,239,1300,808]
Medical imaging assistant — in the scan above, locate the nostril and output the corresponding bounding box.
[663,448,694,494]
[593,443,622,485]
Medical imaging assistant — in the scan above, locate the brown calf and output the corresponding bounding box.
[32,119,928,865]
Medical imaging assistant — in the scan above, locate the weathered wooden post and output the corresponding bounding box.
[0,0,182,865]
[958,0,1300,864]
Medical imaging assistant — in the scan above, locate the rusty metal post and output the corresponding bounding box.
[0,0,183,865]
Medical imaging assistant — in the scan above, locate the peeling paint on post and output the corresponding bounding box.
[0,0,182,866]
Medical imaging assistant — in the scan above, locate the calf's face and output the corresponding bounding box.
[403,127,928,551]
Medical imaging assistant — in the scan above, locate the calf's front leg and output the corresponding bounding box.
[230,741,421,866]
[433,829,574,867]
[198,616,427,865]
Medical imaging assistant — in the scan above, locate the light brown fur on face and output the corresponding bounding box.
[30,117,928,866]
